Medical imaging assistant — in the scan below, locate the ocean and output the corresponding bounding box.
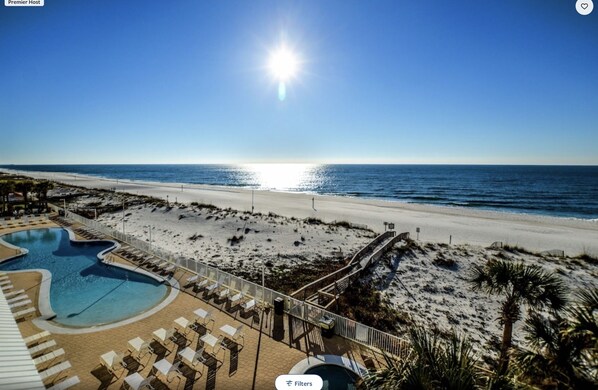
[2,164,598,220]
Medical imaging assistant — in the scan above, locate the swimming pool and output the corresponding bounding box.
[305,365,358,390]
[0,228,168,327]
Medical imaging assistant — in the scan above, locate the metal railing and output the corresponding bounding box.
[59,208,408,357]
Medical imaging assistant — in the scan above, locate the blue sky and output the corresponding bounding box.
[1,0,597,164]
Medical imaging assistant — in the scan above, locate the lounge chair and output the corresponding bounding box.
[186,274,200,285]
[24,330,51,347]
[228,291,244,306]
[127,337,151,360]
[220,324,244,344]
[152,359,182,383]
[205,281,219,297]
[124,373,156,390]
[10,299,32,311]
[241,299,256,315]
[217,287,230,300]
[174,317,192,336]
[13,306,36,320]
[46,376,80,390]
[192,308,214,328]
[0,279,12,287]
[100,350,127,375]
[1,284,14,292]
[7,294,29,304]
[3,288,25,297]
[160,264,176,275]
[33,348,65,367]
[0,275,9,281]
[194,278,209,291]
[152,328,176,348]
[29,340,58,356]
[39,361,72,384]
[178,346,207,368]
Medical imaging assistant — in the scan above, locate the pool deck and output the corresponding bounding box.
[0,219,386,389]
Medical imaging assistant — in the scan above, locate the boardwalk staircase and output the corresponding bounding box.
[291,230,409,310]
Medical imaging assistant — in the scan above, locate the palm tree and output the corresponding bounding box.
[33,181,53,211]
[15,180,34,212]
[468,260,568,374]
[513,288,597,388]
[362,327,486,389]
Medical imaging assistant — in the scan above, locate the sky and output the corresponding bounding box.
[0,0,597,165]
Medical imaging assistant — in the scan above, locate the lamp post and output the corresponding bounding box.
[252,190,255,214]
[63,199,66,216]
[122,198,126,234]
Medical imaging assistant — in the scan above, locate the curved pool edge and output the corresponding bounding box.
[0,236,29,264]
[289,354,368,378]
[1,226,180,334]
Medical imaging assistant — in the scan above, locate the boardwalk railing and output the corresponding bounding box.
[59,207,408,357]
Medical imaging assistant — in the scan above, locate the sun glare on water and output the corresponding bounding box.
[242,164,319,191]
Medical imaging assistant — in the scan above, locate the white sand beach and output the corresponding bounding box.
[3,168,597,256]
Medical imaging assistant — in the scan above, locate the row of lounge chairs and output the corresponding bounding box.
[25,330,80,389]
[72,227,103,240]
[1,273,79,389]
[48,215,73,227]
[101,307,245,389]
[112,247,177,277]
[184,274,258,315]
[0,215,48,229]
[1,274,36,321]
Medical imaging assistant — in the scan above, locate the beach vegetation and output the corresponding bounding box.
[336,281,408,332]
[512,287,597,389]
[305,217,323,225]
[468,260,568,375]
[575,253,598,265]
[362,327,494,390]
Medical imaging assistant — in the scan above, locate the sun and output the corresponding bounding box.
[268,45,299,82]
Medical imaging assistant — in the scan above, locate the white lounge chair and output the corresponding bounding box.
[161,264,176,275]
[152,359,182,383]
[0,275,9,281]
[3,288,25,297]
[229,291,244,305]
[7,294,29,304]
[241,299,256,314]
[174,317,192,335]
[40,361,72,383]
[10,299,32,311]
[1,283,14,292]
[29,340,57,356]
[24,330,51,347]
[205,281,219,295]
[46,376,80,390]
[192,308,214,328]
[0,279,12,286]
[217,287,230,300]
[124,373,156,390]
[178,346,207,368]
[100,350,127,375]
[33,348,65,367]
[220,324,244,344]
[127,337,151,360]
[152,328,176,347]
[195,278,209,291]
[13,306,36,320]
[186,274,200,284]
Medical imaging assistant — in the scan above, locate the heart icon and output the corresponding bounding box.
[581,2,588,8]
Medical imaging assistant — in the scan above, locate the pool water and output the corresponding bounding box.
[0,228,168,327]
[305,365,358,390]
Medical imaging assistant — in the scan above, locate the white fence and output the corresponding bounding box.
[62,208,408,357]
